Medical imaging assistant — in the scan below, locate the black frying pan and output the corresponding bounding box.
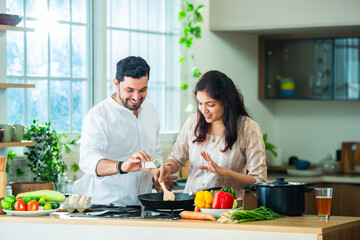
[138,193,195,211]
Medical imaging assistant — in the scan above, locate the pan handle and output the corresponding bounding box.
[243,185,257,192]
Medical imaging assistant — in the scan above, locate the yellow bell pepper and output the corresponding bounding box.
[194,190,214,209]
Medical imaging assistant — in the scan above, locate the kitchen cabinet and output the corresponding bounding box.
[258,34,360,100]
[304,183,360,217]
[0,25,35,148]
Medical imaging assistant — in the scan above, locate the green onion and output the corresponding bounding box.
[229,206,286,222]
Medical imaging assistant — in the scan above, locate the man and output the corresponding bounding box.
[73,56,163,206]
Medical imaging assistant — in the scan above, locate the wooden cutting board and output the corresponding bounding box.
[341,142,360,173]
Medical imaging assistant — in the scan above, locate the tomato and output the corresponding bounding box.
[16,196,23,200]
[27,200,39,211]
[14,200,27,211]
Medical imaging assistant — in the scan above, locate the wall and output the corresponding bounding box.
[209,0,360,31]
[193,0,360,165]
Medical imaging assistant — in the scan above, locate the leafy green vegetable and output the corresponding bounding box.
[230,206,286,222]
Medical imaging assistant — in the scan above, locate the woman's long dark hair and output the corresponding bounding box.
[193,70,250,152]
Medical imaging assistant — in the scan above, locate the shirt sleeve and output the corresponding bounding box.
[79,109,108,177]
[167,114,196,168]
[243,120,268,183]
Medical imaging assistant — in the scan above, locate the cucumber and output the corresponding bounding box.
[16,190,66,202]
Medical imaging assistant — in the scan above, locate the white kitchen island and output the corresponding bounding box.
[0,212,359,240]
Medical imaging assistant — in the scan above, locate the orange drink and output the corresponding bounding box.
[315,188,333,220]
[316,196,332,215]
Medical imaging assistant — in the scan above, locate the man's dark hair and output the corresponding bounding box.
[115,56,150,83]
[193,70,250,152]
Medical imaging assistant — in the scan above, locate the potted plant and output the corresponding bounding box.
[20,120,69,190]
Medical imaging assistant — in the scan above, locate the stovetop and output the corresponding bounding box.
[69,204,181,220]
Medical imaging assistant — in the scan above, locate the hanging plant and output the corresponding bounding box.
[178,0,204,90]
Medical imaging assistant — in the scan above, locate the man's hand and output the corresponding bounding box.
[121,151,153,173]
[153,175,178,193]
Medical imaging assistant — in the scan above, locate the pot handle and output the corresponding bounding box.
[243,185,257,192]
[304,186,316,192]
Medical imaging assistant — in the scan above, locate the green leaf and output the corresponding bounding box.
[6,163,9,173]
[16,168,24,177]
[184,27,191,36]
[179,37,186,44]
[195,5,205,13]
[7,150,17,161]
[191,67,201,78]
[193,25,201,38]
[72,162,80,172]
[180,82,188,90]
[316,57,323,64]
[185,38,193,48]
[178,11,186,19]
[179,55,184,63]
[186,3,194,11]
[195,11,203,22]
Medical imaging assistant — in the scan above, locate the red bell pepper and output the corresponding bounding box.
[212,191,234,209]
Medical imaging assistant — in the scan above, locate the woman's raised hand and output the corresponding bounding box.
[197,151,223,176]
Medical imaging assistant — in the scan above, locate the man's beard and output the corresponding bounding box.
[118,90,144,111]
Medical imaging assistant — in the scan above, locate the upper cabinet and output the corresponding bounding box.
[258,34,360,100]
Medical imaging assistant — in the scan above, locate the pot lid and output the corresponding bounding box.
[256,177,306,187]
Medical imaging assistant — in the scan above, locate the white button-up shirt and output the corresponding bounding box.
[72,96,162,206]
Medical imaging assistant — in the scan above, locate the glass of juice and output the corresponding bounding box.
[315,187,333,220]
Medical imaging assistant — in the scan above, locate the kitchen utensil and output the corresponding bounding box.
[320,154,339,174]
[10,182,55,196]
[294,159,310,170]
[0,156,7,214]
[0,124,16,142]
[11,124,27,142]
[244,177,316,216]
[160,181,175,201]
[138,193,194,211]
[341,142,360,173]
[315,187,333,220]
[0,14,22,26]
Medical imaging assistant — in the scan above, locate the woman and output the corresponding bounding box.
[153,70,267,202]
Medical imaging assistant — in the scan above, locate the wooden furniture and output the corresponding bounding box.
[1,213,360,240]
[341,142,360,174]
[0,24,34,32]
[0,25,35,147]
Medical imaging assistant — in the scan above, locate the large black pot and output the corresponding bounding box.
[244,177,316,216]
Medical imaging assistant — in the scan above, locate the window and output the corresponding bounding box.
[5,0,180,134]
[105,0,180,132]
[6,0,92,133]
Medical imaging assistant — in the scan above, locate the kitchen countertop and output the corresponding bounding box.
[267,174,360,184]
[0,212,359,240]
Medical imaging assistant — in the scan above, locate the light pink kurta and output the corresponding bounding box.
[168,113,267,200]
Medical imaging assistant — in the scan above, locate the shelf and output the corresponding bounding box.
[0,141,35,148]
[0,83,35,88]
[0,24,34,32]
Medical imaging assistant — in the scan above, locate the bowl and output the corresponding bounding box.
[294,159,311,170]
[200,207,242,218]
[0,14,22,26]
